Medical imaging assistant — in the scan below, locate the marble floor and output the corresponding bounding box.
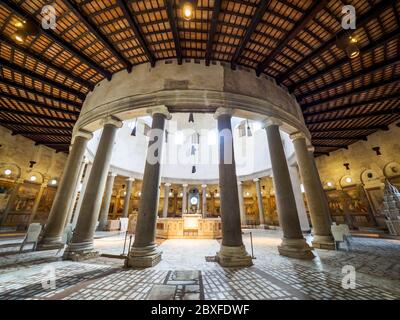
[0,229,399,300]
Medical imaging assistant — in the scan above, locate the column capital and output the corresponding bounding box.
[126,177,135,182]
[237,181,242,185]
[75,129,93,140]
[201,184,207,188]
[164,182,171,187]
[182,183,188,187]
[262,117,283,128]
[307,145,315,153]
[289,131,307,142]
[102,115,123,128]
[147,106,172,120]
[253,178,260,182]
[109,172,118,177]
[214,107,233,119]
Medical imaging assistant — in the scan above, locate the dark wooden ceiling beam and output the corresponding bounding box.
[302,76,400,110]
[205,0,221,66]
[35,141,70,146]
[288,28,400,92]
[115,0,155,66]
[0,58,85,100]
[256,0,328,75]
[306,107,400,125]
[310,125,389,133]
[231,0,271,68]
[277,0,397,83]
[0,93,80,116]
[11,130,71,136]
[312,136,368,141]
[0,108,76,123]
[166,0,182,64]
[298,55,400,101]
[0,34,94,90]
[0,119,72,130]
[0,77,82,108]
[313,144,349,149]
[63,0,132,72]
[304,93,400,117]
[0,0,112,80]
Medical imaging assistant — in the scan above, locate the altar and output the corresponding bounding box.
[156,214,222,239]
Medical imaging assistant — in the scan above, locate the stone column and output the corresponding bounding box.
[122,178,134,218]
[64,117,122,259]
[97,172,117,231]
[264,118,314,259]
[64,158,87,227]
[254,178,266,228]
[127,107,171,268]
[162,183,171,218]
[237,181,246,225]
[289,165,311,233]
[71,162,92,229]
[201,184,207,218]
[214,108,252,267]
[290,132,335,249]
[37,130,92,250]
[27,178,49,225]
[182,183,188,214]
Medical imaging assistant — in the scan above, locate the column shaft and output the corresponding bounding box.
[182,184,188,214]
[289,165,311,233]
[122,178,133,218]
[98,173,116,231]
[71,163,92,228]
[201,185,207,218]
[127,110,169,268]
[162,183,171,218]
[237,182,246,225]
[265,121,314,259]
[254,179,265,226]
[27,180,48,226]
[215,109,252,267]
[291,134,335,249]
[64,121,120,259]
[65,159,86,227]
[37,133,91,250]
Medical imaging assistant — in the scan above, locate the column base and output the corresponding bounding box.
[216,245,253,268]
[36,236,65,251]
[97,222,107,231]
[258,224,268,229]
[312,235,336,250]
[278,238,315,260]
[63,241,96,260]
[125,244,162,268]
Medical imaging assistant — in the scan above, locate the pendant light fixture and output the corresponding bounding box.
[336,33,360,59]
[188,112,194,123]
[131,119,138,136]
[12,18,39,44]
[191,165,196,173]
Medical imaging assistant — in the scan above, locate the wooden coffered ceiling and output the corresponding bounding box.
[0,0,399,155]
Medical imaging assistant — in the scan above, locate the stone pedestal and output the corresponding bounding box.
[264,118,314,260]
[291,133,335,250]
[214,107,252,267]
[37,131,92,250]
[126,107,170,268]
[98,172,117,231]
[64,117,122,259]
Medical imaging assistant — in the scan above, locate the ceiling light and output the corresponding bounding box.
[4,169,12,176]
[345,177,352,183]
[182,1,196,21]
[346,43,360,59]
[215,192,219,197]
[12,19,39,44]
[327,181,333,187]
[13,29,27,43]
[138,192,141,197]
[50,179,57,185]
[30,175,37,182]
